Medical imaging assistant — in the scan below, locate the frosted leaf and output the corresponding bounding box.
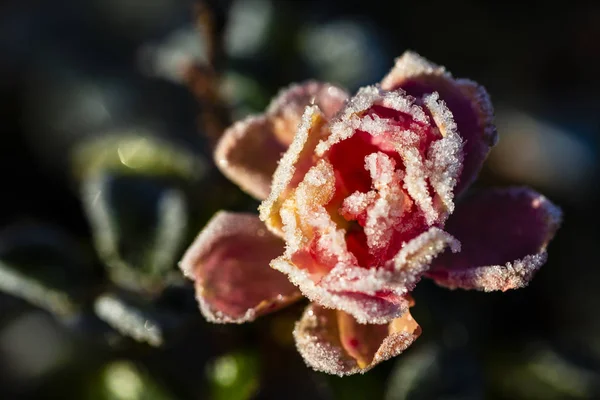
[94,294,163,347]
[259,106,326,235]
[380,51,497,195]
[293,303,421,376]
[179,212,301,323]
[427,187,562,291]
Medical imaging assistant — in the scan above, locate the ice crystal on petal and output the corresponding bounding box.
[215,115,285,200]
[435,253,548,292]
[321,227,459,296]
[380,51,496,195]
[427,187,562,292]
[380,51,448,90]
[423,93,464,215]
[293,304,421,376]
[259,106,326,235]
[179,212,301,323]
[316,86,382,156]
[215,81,347,201]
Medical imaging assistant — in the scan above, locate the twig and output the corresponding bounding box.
[186,0,231,145]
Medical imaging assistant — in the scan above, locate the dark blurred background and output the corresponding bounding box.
[1,0,599,399]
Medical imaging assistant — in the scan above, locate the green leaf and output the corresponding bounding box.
[93,286,196,347]
[0,223,99,317]
[82,173,190,292]
[71,133,206,182]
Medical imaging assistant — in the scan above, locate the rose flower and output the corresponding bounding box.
[179,52,562,375]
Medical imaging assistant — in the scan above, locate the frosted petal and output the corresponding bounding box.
[267,81,349,144]
[381,51,497,194]
[272,256,409,324]
[316,87,463,227]
[426,188,562,291]
[216,82,347,200]
[293,303,421,376]
[259,106,327,235]
[423,92,464,217]
[320,227,460,296]
[179,212,301,323]
[215,115,286,200]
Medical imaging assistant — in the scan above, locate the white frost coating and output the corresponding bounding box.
[320,87,464,224]
[456,78,498,147]
[0,262,76,317]
[401,146,437,224]
[316,86,429,156]
[316,86,381,156]
[195,290,259,325]
[320,265,403,297]
[271,257,408,324]
[267,80,349,119]
[282,160,354,268]
[340,191,376,219]
[380,51,448,91]
[423,92,464,216]
[293,304,420,376]
[94,294,163,347]
[259,105,324,232]
[434,253,548,292]
[389,227,460,288]
[381,90,428,123]
[321,227,460,295]
[312,87,465,225]
[293,310,356,376]
[353,153,407,254]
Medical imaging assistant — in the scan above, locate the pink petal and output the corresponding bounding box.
[381,51,497,194]
[215,115,287,200]
[259,106,328,236]
[179,211,301,323]
[267,81,349,144]
[272,255,411,324]
[293,303,421,376]
[426,187,562,291]
[320,227,460,296]
[261,89,464,323]
[215,82,348,200]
